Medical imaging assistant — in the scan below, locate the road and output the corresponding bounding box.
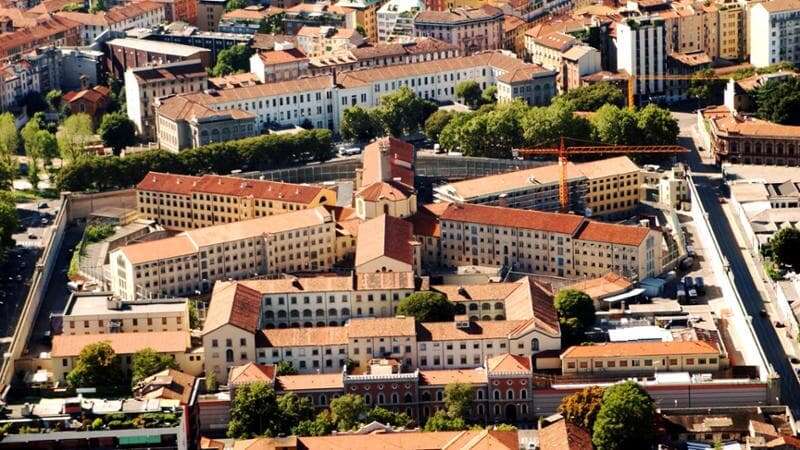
[674,112,800,416]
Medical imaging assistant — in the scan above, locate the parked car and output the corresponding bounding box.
[677,288,687,303]
[686,245,696,257]
[37,202,47,209]
[683,276,697,299]
[338,147,362,156]
[695,276,705,296]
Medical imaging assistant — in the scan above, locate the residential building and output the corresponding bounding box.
[155,95,256,151]
[55,1,166,45]
[135,171,337,230]
[50,331,202,383]
[151,0,198,23]
[579,156,642,218]
[0,15,80,59]
[296,26,365,58]
[282,2,350,35]
[560,44,602,92]
[355,214,418,274]
[197,0,226,31]
[155,50,554,135]
[135,22,253,62]
[218,5,284,34]
[124,59,208,140]
[616,16,667,104]
[224,431,521,450]
[307,37,459,74]
[717,0,747,61]
[63,85,111,118]
[57,292,190,335]
[377,0,423,42]
[525,30,577,70]
[336,0,385,43]
[106,38,211,78]
[413,6,504,55]
[560,340,724,375]
[750,0,800,68]
[641,163,690,209]
[436,202,664,279]
[250,45,309,83]
[502,15,528,56]
[109,206,337,300]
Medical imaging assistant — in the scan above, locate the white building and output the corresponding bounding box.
[56,1,166,45]
[749,0,800,68]
[616,17,666,103]
[377,0,423,43]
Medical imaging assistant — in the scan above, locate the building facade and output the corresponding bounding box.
[413,6,504,55]
[749,0,800,67]
[616,17,667,103]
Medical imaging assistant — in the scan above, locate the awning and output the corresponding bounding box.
[603,288,646,302]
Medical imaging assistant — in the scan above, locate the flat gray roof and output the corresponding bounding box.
[64,293,187,317]
[108,38,210,57]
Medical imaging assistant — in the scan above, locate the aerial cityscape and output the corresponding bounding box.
[0,0,799,448]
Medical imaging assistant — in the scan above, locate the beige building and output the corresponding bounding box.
[61,292,190,335]
[109,207,337,300]
[250,46,310,83]
[50,331,202,383]
[716,0,746,61]
[560,340,723,375]
[580,156,642,218]
[431,277,553,322]
[355,214,419,274]
[336,0,386,43]
[413,6,504,55]
[155,95,256,152]
[437,202,663,280]
[296,26,366,58]
[524,31,577,71]
[354,137,417,220]
[136,171,337,230]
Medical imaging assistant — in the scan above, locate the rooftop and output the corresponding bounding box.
[355,214,415,267]
[414,5,503,23]
[107,38,210,57]
[64,292,187,317]
[560,340,719,359]
[51,331,191,357]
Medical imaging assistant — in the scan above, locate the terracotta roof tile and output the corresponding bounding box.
[361,137,415,187]
[134,369,197,404]
[539,418,593,450]
[416,320,531,341]
[407,203,448,237]
[487,353,531,373]
[260,326,348,347]
[278,430,518,449]
[439,203,585,235]
[414,5,503,23]
[432,283,521,302]
[355,214,414,267]
[560,340,719,359]
[356,181,414,202]
[257,48,309,65]
[276,373,343,391]
[574,221,651,246]
[346,316,416,338]
[565,272,632,300]
[51,331,191,357]
[228,362,276,385]
[119,234,197,264]
[203,281,262,334]
[419,368,488,385]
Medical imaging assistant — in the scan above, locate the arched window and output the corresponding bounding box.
[377,393,385,404]
[422,391,431,402]
[532,338,540,351]
[383,204,390,215]
[436,390,444,401]
[225,349,234,362]
[521,389,527,399]
[494,405,501,416]
[290,310,299,318]
[477,404,484,416]
[522,404,528,415]
[506,390,514,400]
[315,309,325,316]
[319,394,327,405]
[469,303,478,311]
[328,308,337,316]
[364,394,372,404]
[494,390,501,400]
[341,308,350,316]
[303,309,312,317]
[482,303,491,310]
[494,302,503,310]
[404,393,413,403]
[477,390,483,400]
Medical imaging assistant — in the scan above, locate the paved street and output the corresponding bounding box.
[674,112,800,416]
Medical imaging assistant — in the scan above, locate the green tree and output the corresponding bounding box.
[205,371,217,392]
[397,291,456,322]
[340,106,382,142]
[329,394,367,431]
[366,407,412,427]
[455,80,482,108]
[438,112,473,152]
[592,381,656,450]
[423,410,467,432]
[276,392,316,435]
[31,130,58,170]
[98,111,137,155]
[521,102,592,147]
[554,289,595,345]
[188,301,200,329]
[554,82,626,110]
[225,0,246,11]
[0,159,14,191]
[0,194,19,261]
[293,410,336,436]
[481,85,497,105]
[21,116,41,152]
[45,90,62,111]
[211,44,253,77]
[373,86,437,136]
[66,341,124,388]
[89,0,105,12]
[591,104,640,145]
[558,385,605,430]
[636,104,679,145]
[0,113,18,162]
[423,110,454,142]
[769,227,800,270]
[131,347,179,385]
[754,77,800,125]
[457,103,525,158]
[227,381,281,438]
[57,113,93,165]
[688,68,726,105]
[276,360,298,375]
[444,382,474,420]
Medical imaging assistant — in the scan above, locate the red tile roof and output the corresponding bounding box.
[407,203,449,237]
[487,353,531,373]
[574,221,651,246]
[228,362,276,385]
[439,203,585,235]
[203,281,262,334]
[561,340,719,359]
[419,368,488,385]
[355,214,415,267]
[257,48,309,65]
[52,331,191,357]
[539,418,593,450]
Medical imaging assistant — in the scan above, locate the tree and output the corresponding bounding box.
[0,194,19,261]
[276,360,298,376]
[211,44,253,77]
[688,69,725,105]
[31,130,58,170]
[66,341,123,388]
[754,77,800,125]
[0,113,18,163]
[228,381,281,438]
[366,407,412,427]
[554,82,626,110]
[636,104,679,146]
[329,394,367,431]
[373,86,437,136]
[481,85,497,105]
[769,227,800,271]
[188,301,200,329]
[45,90,62,111]
[131,348,179,385]
[554,289,595,345]
[558,385,605,430]
[340,106,382,142]
[423,410,467,432]
[293,410,336,436]
[444,383,474,420]
[438,112,473,152]
[455,81,482,108]
[521,102,592,147]
[57,113,93,165]
[98,112,137,154]
[591,104,640,145]
[89,0,105,12]
[0,159,14,191]
[397,291,456,322]
[457,103,525,158]
[276,393,316,435]
[205,371,218,392]
[225,0,246,11]
[592,381,656,450]
[423,110,454,142]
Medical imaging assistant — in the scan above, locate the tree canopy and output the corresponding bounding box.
[754,77,800,125]
[374,86,438,136]
[57,113,94,165]
[592,381,656,450]
[554,82,626,110]
[423,110,455,142]
[0,113,18,162]
[228,381,281,438]
[767,227,800,271]
[276,360,298,376]
[558,385,605,430]
[225,0,246,11]
[0,192,19,262]
[554,289,595,345]
[444,382,474,420]
[423,410,467,432]
[211,44,253,77]
[98,111,137,154]
[329,394,366,431]
[397,291,456,322]
[66,341,124,388]
[131,348,179,385]
[340,106,381,142]
[455,80,482,108]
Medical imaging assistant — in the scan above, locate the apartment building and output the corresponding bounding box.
[135,171,337,230]
[50,331,202,383]
[125,59,209,139]
[58,292,190,335]
[560,340,723,375]
[137,22,252,62]
[336,0,384,43]
[437,202,663,280]
[413,6,504,55]
[377,0,423,42]
[560,45,602,92]
[525,31,577,71]
[750,0,800,67]
[218,5,284,34]
[580,156,642,218]
[296,26,366,58]
[55,1,166,44]
[308,37,459,75]
[106,38,211,79]
[109,206,337,300]
[250,45,310,83]
[716,0,746,61]
[616,16,667,103]
[197,0,226,30]
[155,51,554,139]
[282,2,349,35]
